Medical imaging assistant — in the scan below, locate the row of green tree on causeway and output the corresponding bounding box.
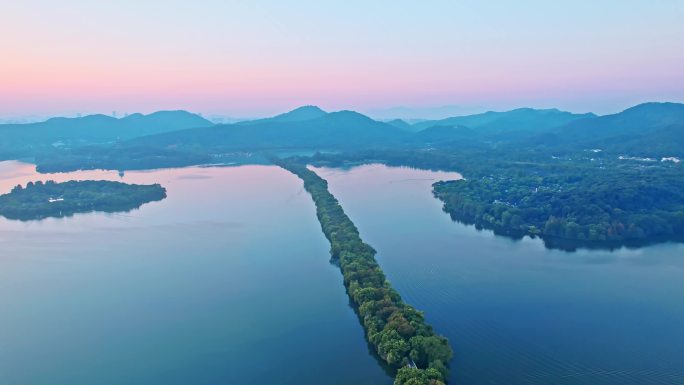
[275,158,452,385]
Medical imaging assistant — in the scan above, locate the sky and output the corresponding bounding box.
[1,0,683,119]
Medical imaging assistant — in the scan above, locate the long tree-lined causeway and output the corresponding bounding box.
[276,159,453,384]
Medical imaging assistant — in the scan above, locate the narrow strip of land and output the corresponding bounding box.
[275,158,452,385]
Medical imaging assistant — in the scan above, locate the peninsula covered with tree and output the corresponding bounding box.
[0,180,167,221]
[294,102,684,249]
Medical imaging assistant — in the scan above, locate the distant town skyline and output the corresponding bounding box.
[1,0,682,118]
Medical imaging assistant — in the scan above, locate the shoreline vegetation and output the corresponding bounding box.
[0,180,166,221]
[299,150,684,251]
[275,158,452,385]
[3,102,681,251]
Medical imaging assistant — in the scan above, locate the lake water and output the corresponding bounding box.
[313,164,684,385]
[2,161,683,385]
[0,161,391,385]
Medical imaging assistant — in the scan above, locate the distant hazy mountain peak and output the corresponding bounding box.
[122,113,145,119]
[620,102,684,115]
[272,105,328,122]
[0,110,214,149]
[146,109,204,117]
[45,114,115,123]
[412,107,595,132]
[289,105,326,113]
[385,119,412,131]
[327,109,371,118]
[322,110,384,126]
[531,101,684,157]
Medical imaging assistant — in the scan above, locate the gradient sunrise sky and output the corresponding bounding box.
[1,0,682,118]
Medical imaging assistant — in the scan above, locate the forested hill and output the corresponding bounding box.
[527,102,684,157]
[235,105,328,125]
[0,110,213,160]
[411,108,595,133]
[411,108,594,147]
[385,119,413,131]
[127,109,409,150]
[409,102,684,157]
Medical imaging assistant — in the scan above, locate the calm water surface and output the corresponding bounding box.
[314,164,684,385]
[3,160,683,385]
[0,161,391,385]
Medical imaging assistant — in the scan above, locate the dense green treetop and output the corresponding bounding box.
[0,180,166,221]
[303,148,684,250]
[275,158,453,384]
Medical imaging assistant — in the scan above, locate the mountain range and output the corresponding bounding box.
[2,102,683,162]
[529,102,684,156]
[0,110,213,159]
[128,108,408,151]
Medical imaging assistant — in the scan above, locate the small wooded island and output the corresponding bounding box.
[0,180,166,221]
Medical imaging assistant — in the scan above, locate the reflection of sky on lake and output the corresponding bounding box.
[3,160,683,385]
[0,161,391,385]
[314,163,684,385]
